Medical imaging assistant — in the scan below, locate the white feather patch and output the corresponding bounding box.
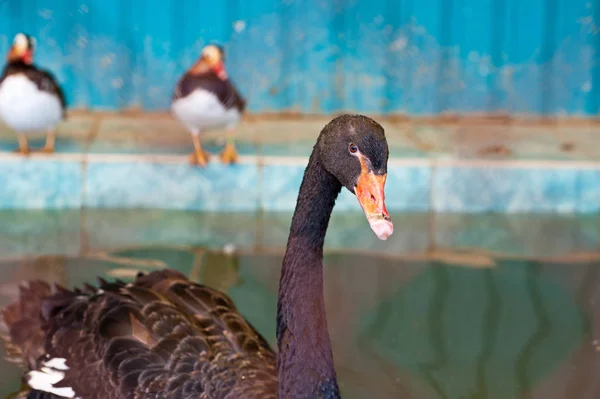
[26,357,76,398]
[171,89,240,134]
[43,357,69,371]
[0,74,62,133]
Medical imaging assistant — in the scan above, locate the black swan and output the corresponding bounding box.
[0,33,67,155]
[171,44,246,167]
[2,114,393,399]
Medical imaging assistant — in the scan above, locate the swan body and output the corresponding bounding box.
[2,115,393,399]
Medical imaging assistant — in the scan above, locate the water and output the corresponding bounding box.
[0,210,598,399]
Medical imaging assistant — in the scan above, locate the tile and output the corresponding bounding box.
[509,126,589,161]
[0,159,82,209]
[260,163,432,212]
[408,123,595,161]
[380,121,430,158]
[432,165,600,213]
[336,164,432,212]
[259,164,306,211]
[83,161,260,211]
[403,124,459,157]
[576,168,600,212]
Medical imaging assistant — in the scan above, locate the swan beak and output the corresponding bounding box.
[355,169,394,240]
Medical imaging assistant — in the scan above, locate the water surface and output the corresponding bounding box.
[0,210,598,398]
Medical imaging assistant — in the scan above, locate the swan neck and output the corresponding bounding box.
[276,152,341,398]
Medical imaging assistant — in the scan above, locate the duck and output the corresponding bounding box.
[0,33,67,155]
[171,44,246,167]
[2,114,393,399]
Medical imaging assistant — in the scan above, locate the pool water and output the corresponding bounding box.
[0,211,598,398]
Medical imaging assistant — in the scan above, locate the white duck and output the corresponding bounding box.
[171,44,246,167]
[0,33,66,155]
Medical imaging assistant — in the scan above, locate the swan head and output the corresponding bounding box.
[8,33,35,64]
[317,114,393,240]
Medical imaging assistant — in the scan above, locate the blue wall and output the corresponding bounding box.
[0,0,598,115]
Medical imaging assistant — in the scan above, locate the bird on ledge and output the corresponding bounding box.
[171,44,246,167]
[0,33,67,155]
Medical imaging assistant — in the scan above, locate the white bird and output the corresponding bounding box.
[0,33,66,155]
[171,44,246,167]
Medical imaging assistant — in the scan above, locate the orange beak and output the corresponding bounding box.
[8,46,32,64]
[355,159,393,240]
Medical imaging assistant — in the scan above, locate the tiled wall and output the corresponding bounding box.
[1,155,599,213]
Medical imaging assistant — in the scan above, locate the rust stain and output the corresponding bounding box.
[561,142,575,152]
[478,144,512,156]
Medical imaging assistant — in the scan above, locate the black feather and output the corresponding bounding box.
[0,61,67,116]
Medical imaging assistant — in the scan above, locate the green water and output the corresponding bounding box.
[0,210,598,398]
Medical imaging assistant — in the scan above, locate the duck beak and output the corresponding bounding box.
[8,46,32,64]
[7,46,19,61]
[355,164,393,240]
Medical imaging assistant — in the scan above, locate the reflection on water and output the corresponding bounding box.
[0,247,597,399]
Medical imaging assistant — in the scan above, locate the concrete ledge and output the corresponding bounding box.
[0,115,598,213]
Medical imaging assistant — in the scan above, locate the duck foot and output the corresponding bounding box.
[12,146,30,156]
[14,134,30,156]
[39,145,55,154]
[220,142,238,165]
[39,130,56,153]
[189,151,210,167]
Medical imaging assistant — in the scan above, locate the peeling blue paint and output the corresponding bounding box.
[0,0,597,115]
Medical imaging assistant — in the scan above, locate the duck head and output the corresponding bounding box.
[317,115,394,240]
[8,33,35,64]
[200,44,227,79]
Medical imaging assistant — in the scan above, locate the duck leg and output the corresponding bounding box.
[220,130,238,164]
[13,133,30,156]
[40,130,56,153]
[189,133,210,167]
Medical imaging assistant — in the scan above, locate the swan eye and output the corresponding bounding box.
[348,143,358,154]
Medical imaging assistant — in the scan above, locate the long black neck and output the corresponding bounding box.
[276,150,342,399]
